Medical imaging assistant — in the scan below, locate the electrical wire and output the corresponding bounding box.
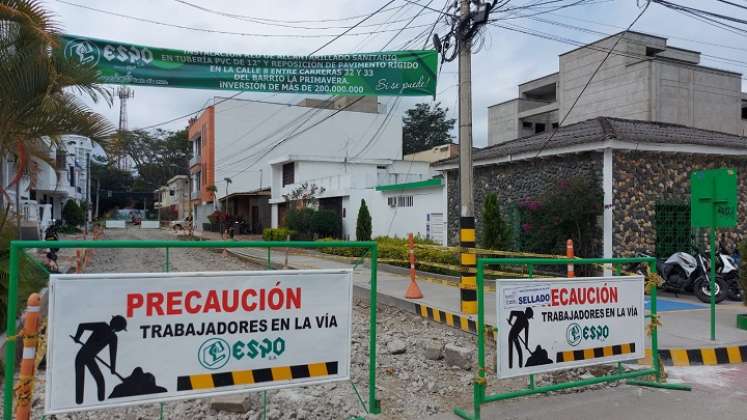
[55,0,433,39]
[309,0,398,55]
[528,0,652,158]
[170,0,435,30]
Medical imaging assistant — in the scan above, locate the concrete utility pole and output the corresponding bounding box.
[458,0,477,314]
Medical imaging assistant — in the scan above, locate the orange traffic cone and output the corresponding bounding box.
[405,233,423,299]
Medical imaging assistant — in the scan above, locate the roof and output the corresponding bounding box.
[435,117,747,167]
[375,177,442,192]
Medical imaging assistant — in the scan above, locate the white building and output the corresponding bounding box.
[0,135,93,237]
[189,97,446,240]
[154,175,190,220]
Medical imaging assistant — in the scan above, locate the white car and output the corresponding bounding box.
[169,218,192,231]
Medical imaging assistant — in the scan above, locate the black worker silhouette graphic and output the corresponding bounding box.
[507,307,533,369]
[71,315,167,404]
[72,316,127,404]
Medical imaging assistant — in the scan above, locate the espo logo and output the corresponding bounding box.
[102,44,154,66]
[64,39,100,67]
[566,322,582,347]
[198,338,231,370]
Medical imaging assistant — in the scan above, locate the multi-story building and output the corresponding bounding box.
[489,31,747,145]
[188,96,446,239]
[154,175,191,220]
[0,135,93,237]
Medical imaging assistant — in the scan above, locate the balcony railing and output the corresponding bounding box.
[189,155,201,167]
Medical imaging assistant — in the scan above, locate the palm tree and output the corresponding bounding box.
[0,0,114,234]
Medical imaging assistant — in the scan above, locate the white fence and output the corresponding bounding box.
[105,220,126,229]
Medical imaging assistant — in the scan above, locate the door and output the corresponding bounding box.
[427,213,444,244]
[251,206,260,233]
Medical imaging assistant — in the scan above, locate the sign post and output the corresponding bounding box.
[45,269,353,414]
[691,168,738,341]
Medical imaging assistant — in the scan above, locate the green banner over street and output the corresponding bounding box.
[59,34,438,97]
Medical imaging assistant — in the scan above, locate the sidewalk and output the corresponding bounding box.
[191,230,747,361]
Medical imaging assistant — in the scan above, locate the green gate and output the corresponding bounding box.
[454,257,691,420]
[654,202,691,258]
[3,239,381,420]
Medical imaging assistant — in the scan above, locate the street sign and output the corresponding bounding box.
[45,269,353,414]
[691,168,738,228]
[495,276,644,378]
[58,34,438,97]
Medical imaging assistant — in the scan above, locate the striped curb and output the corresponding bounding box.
[413,303,747,366]
[177,361,339,391]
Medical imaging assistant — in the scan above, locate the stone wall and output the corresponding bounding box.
[445,152,604,255]
[613,151,747,256]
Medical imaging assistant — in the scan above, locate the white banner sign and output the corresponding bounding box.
[496,276,644,379]
[45,269,353,414]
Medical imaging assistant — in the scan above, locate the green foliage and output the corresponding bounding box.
[739,240,747,306]
[519,177,603,257]
[263,227,292,241]
[159,206,178,221]
[319,236,453,270]
[402,102,455,155]
[90,158,136,214]
[62,199,84,227]
[356,199,372,241]
[481,193,511,250]
[122,128,191,192]
[311,209,340,239]
[207,210,229,224]
[286,207,316,240]
[57,224,81,234]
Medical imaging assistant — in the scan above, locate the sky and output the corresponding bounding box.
[44,0,747,148]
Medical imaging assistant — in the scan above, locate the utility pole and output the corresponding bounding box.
[458,0,476,314]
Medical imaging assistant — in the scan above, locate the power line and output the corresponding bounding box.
[308,0,398,55]
[381,0,437,50]
[171,1,409,24]
[714,0,747,12]
[529,1,652,158]
[55,0,432,39]
[401,0,458,17]
[171,0,435,30]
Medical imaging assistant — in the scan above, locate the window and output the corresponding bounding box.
[69,166,75,187]
[522,121,533,129]
[742,107,747,119]
[169,190,175,196]
[535,123,546,134]
[388,195,414,208]
[551,122,559,129]
[282,162,295,186]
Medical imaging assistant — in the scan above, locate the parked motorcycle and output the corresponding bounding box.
[637,248,728,304]
[715,243,742,301]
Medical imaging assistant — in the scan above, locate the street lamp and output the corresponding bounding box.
[224,177,232,213]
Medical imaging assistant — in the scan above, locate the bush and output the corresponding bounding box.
[519,177,603,257]
[207,210,229,224]
[159,206,178,221]
[263,227,292,241]
[356,199,372,241]
[286,207,315,240]
[62,200,84,227]
[481,193,511,250]
[739,240,747,306]
[311,209,340,238]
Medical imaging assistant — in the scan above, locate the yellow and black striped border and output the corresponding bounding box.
[415,303,495,339]
[177,361,338,391]
[556,343,636,363]
[460,216,477,314]
[640,346,747,366]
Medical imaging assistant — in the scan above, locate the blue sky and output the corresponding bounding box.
[45,0,747,147]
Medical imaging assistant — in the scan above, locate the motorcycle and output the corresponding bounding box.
[637,248,728,304]
[715,243,742,301]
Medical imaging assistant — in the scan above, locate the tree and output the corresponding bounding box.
[356,199,372,241]
[62,200,84,227]
[90,158,135,215]
[481,193,511,250]
[402,102,455,155]
[0,0,113,231]
[122,128,191,191]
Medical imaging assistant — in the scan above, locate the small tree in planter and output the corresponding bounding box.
[62,200,84,227]
[206,184,218,208]
[356,199,372,241]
